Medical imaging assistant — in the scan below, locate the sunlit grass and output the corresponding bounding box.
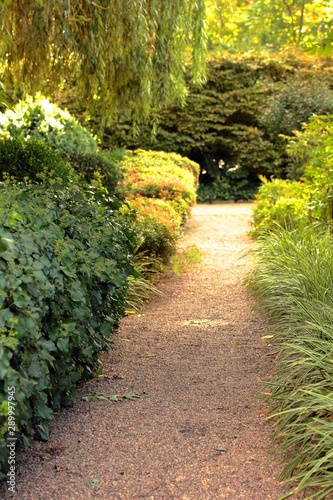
[171,244,202,276]
[125,251,163,314]
[245,224,333,499]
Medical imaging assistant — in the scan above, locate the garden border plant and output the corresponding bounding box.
[0,180,135,478]
[246,113,333,498]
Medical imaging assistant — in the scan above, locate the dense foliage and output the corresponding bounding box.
[0,95,98,155]
[0,96,124,197]
[247,113,333,497]
[252,115,333,234]
[102,52,333,200]
[0,0,207,124]
[0,137,75,185]
[205,0,333,53]
[117,149,199,261]
[0,182,135,478]
[246,227,333,498]
[0,94,200,477]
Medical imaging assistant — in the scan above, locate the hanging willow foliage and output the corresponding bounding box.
[0,0,207,124]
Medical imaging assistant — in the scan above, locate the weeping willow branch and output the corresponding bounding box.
[0,0,207,125]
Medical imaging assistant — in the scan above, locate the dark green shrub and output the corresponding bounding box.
[0,94,98,155]
[0,137,75,184]
[63,151,123,195]
[259,78,333,137]
[0,182,135,477]
[99,53,333,185]
[197,164,259,202]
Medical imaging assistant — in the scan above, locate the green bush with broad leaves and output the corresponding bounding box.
[0,181,135,478]
[0,137,75,185]
[0,94,98,155]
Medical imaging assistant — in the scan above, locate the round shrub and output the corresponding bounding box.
[63,151,123,195]
[0,137,75,184]
[0,94,98,155]
[117,149,199,220]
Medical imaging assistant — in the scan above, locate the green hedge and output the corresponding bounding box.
[63,151,123,196]
[117,149,200,261]
[0,182,135,477]
[0,137,75,184]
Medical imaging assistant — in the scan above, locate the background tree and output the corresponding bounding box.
[0,0,207,126]
[205,0,333,53]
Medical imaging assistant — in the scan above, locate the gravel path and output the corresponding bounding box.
[1,202,292,499]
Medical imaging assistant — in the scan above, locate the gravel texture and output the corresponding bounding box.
[1,202,296,499]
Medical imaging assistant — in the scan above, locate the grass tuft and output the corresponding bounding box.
[245,224,333,499]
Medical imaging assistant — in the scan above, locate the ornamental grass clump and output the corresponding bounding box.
[246,225,333,499]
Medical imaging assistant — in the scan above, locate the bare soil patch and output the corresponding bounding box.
[1,202,292,499]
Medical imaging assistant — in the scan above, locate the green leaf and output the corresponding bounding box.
[57,337,70,352]
[37,422,50,441]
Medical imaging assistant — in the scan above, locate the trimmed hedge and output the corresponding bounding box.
[63,151,123,196]
[0,182,135,477]
[0,137,75,185]
[122,196,183,262]
[116,149,200,261]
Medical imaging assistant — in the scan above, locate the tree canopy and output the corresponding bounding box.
[0,0,207,125]
[205,0,333,53]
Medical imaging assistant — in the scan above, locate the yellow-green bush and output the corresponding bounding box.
[251,177,311,235]
[122,196,183,262]
[118,149,199,262]
[117,150,199,207]
[117,149,200,262]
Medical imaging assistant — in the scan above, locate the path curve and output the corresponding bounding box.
[2,203,290,499]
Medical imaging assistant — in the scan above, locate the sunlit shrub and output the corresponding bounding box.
[0,94,98,155]
[122,196,183,261]
[251,177,311,235]
[117,149,199,220]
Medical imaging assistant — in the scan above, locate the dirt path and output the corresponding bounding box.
[2,202,290,499]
